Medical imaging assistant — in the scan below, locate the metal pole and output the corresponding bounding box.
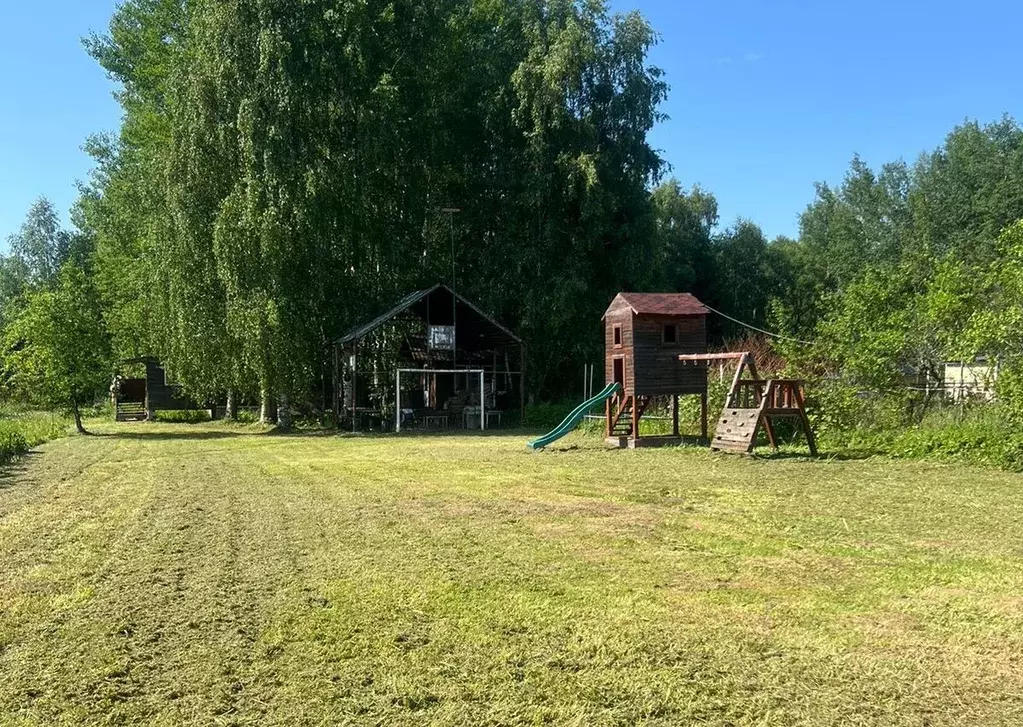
[441,208,461,371]
[480,371,485,431]
[395,369,401,433]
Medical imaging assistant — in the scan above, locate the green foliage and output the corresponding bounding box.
[81,0,671,406]
[2,265,112,431]
[0,411,69,465]
[524,402,578,431]
[154,410,213,424]
[4,197,74,287]
[778,119,1023,390]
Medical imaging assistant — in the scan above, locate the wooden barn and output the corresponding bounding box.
[333,284,525,432]
[603,292,709,446]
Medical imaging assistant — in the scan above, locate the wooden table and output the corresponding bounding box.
[424,414,449,430]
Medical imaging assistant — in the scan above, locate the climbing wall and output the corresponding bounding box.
[711,408,761,453]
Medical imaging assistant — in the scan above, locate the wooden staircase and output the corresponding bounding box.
[115,400,147,422]
[605,395,650,438]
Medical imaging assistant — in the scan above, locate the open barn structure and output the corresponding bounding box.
[333,284,525,432]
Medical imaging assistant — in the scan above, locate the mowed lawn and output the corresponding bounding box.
[2,425,1023,726]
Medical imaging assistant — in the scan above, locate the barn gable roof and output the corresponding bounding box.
[335,284,522,347]
[603,292,708,318]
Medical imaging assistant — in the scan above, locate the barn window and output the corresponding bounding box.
[662,324,677,344]
[613,325,622,346]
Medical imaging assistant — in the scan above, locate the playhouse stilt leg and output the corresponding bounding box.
[672,395,679,437]
[700,391,708,441]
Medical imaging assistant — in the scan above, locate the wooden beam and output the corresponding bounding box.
[678,352,749,362]
[672,394,679,437]
[519,345,526,422]
[793,384,819,456]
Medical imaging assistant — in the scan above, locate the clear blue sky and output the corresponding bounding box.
[3,0,1023,245]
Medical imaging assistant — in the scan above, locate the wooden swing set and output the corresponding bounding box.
[677,352,817,455]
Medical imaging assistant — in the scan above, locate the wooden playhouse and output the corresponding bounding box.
[602,292,710,447]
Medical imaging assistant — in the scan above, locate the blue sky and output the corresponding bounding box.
[2,0,1023,244]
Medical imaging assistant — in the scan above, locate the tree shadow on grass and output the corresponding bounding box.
[97,430,254,442]
[0,454,39,491]
[331,427,535,440]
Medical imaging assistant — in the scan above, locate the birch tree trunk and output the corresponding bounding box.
[259,384,275,425]
[225,389,238,420]
[277,394,293,430]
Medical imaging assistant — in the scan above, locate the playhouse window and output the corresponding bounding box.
[662,324,677,344]
[613,325,622,346]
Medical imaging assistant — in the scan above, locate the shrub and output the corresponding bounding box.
[0,411,68,465]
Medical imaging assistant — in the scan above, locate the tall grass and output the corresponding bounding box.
[0,410,69,465]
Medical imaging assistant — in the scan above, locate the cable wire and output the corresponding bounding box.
[701,303,816,346]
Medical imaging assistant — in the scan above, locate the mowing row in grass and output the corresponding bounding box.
[1,423,1022,725]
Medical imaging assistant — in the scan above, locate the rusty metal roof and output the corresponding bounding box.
[608,292,708,317]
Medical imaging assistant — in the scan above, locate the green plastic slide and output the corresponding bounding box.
[527,382,622,450]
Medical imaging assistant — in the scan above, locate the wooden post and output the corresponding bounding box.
[520,345,526,422]
[352,342,358,433]
[793,384,818,456]
[332,345,339,425]
[605,397,613,438]
[672,394,679,437]
[760,382,779,449]
[700,391,708,440]
[727,354,746,408]
[630,395,639,439]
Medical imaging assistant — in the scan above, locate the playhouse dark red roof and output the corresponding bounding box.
[614,292,708,317]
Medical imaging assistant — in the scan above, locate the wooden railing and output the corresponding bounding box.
[761,379,805,413]
[726,379,805,411]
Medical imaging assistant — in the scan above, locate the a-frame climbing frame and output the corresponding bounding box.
[677,352,817,455]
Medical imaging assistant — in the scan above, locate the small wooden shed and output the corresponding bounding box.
[112,358,211,421]
[603,292,709,445]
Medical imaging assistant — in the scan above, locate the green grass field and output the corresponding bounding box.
[2,423,1023,725]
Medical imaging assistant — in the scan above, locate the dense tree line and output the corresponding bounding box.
[5,0,1023,434]
[79,0,676,414]
[775,118,1023,404]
